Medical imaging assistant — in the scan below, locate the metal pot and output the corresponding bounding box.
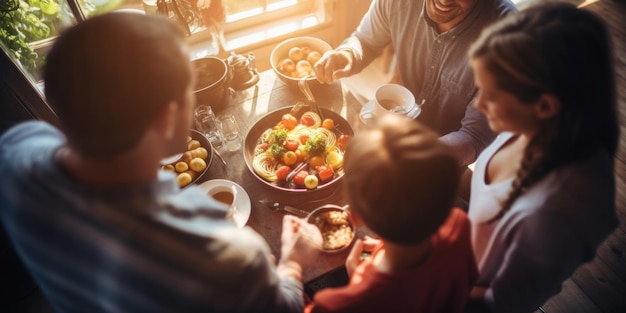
[192,56,233,112]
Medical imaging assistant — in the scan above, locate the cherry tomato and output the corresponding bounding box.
[298,145,309,160]
[322,118,335,130]
[337,134,351,150]
[299,133,309,145]
[284,139,300,151]
[300,114,315,126]
[308,155,325,168]
[275,165,291,181]
[281,114,298,130]
[282,151,297,165]
[294,149,304,163]
[316,164,334,181]
[293,170,309,186]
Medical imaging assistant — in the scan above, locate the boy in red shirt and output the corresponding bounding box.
[305,114,478,313]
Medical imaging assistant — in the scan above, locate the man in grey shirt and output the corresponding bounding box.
[0,12,322,313]
[314,0,517,166]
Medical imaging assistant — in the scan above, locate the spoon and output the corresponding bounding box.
[258,200,310,217]
[212,146,228,166]
[298,76,325,120]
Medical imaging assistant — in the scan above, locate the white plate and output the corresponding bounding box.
[160,153,183,165]
[359,99,421,126]
[199,179,251,228]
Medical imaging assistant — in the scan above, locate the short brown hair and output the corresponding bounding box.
[44,13,190,159]
[344,115,460,244]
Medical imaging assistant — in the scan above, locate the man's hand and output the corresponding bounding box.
[313,49,354,84]
[277,215,323,281]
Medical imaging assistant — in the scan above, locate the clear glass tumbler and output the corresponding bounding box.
[194,105,223,149]
[218,114,242,152]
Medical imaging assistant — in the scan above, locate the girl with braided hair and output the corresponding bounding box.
[465,2,619,313]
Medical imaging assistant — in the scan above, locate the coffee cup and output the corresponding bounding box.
[207,185,238,221]
[359,84,421,121]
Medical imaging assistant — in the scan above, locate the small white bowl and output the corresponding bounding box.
[270,36,332,89]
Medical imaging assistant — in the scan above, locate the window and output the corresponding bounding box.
[0,0,327,82]
[187,0,327,54]
[85,0,325,54]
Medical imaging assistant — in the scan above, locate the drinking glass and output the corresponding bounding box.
[218,114,242,152]
[194,105,223,149]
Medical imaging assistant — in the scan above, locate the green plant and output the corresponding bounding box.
[0,0,53,71]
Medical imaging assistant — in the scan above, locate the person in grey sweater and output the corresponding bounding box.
[314,0,517,166]
[466,3,619,312]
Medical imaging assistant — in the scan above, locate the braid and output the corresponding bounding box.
[487,125,558,224]
[487,146,534,223]
[469,2,619,223]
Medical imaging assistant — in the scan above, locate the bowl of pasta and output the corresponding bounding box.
[244,105,353,192]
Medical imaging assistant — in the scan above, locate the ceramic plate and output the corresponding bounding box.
[199,179,251,228]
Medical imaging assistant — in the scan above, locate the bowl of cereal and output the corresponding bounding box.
[307,204,355,253]
[160,129,214,188]
[270,36,332,90]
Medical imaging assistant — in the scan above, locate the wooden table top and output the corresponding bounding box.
[197,69,368,283]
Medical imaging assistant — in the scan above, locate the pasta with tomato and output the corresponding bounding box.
[251,111,349,189]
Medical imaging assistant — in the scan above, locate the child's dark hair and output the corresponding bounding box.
[344,115,460,244]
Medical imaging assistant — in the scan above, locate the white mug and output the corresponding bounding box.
[360,84,421,121]
[208,185,238,221]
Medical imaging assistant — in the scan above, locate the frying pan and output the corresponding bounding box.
[243,106,354,192]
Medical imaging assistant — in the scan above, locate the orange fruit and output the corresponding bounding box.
[322,118,335,130]
[282,151,297,165]
[308,155,325,168]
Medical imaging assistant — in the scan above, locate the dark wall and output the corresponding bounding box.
[0,79,34,136]
[0,48,59,137]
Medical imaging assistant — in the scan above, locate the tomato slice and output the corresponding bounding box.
[299,133,309,145]
[337,134,351,150]
[255,142,269,154]
[316,165,334,181]
[301,114,315,126]
[275,165,291,181]
[293,170,309,186]
[284,139,300,151]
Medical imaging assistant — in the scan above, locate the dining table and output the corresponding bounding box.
[194,68,370,285]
